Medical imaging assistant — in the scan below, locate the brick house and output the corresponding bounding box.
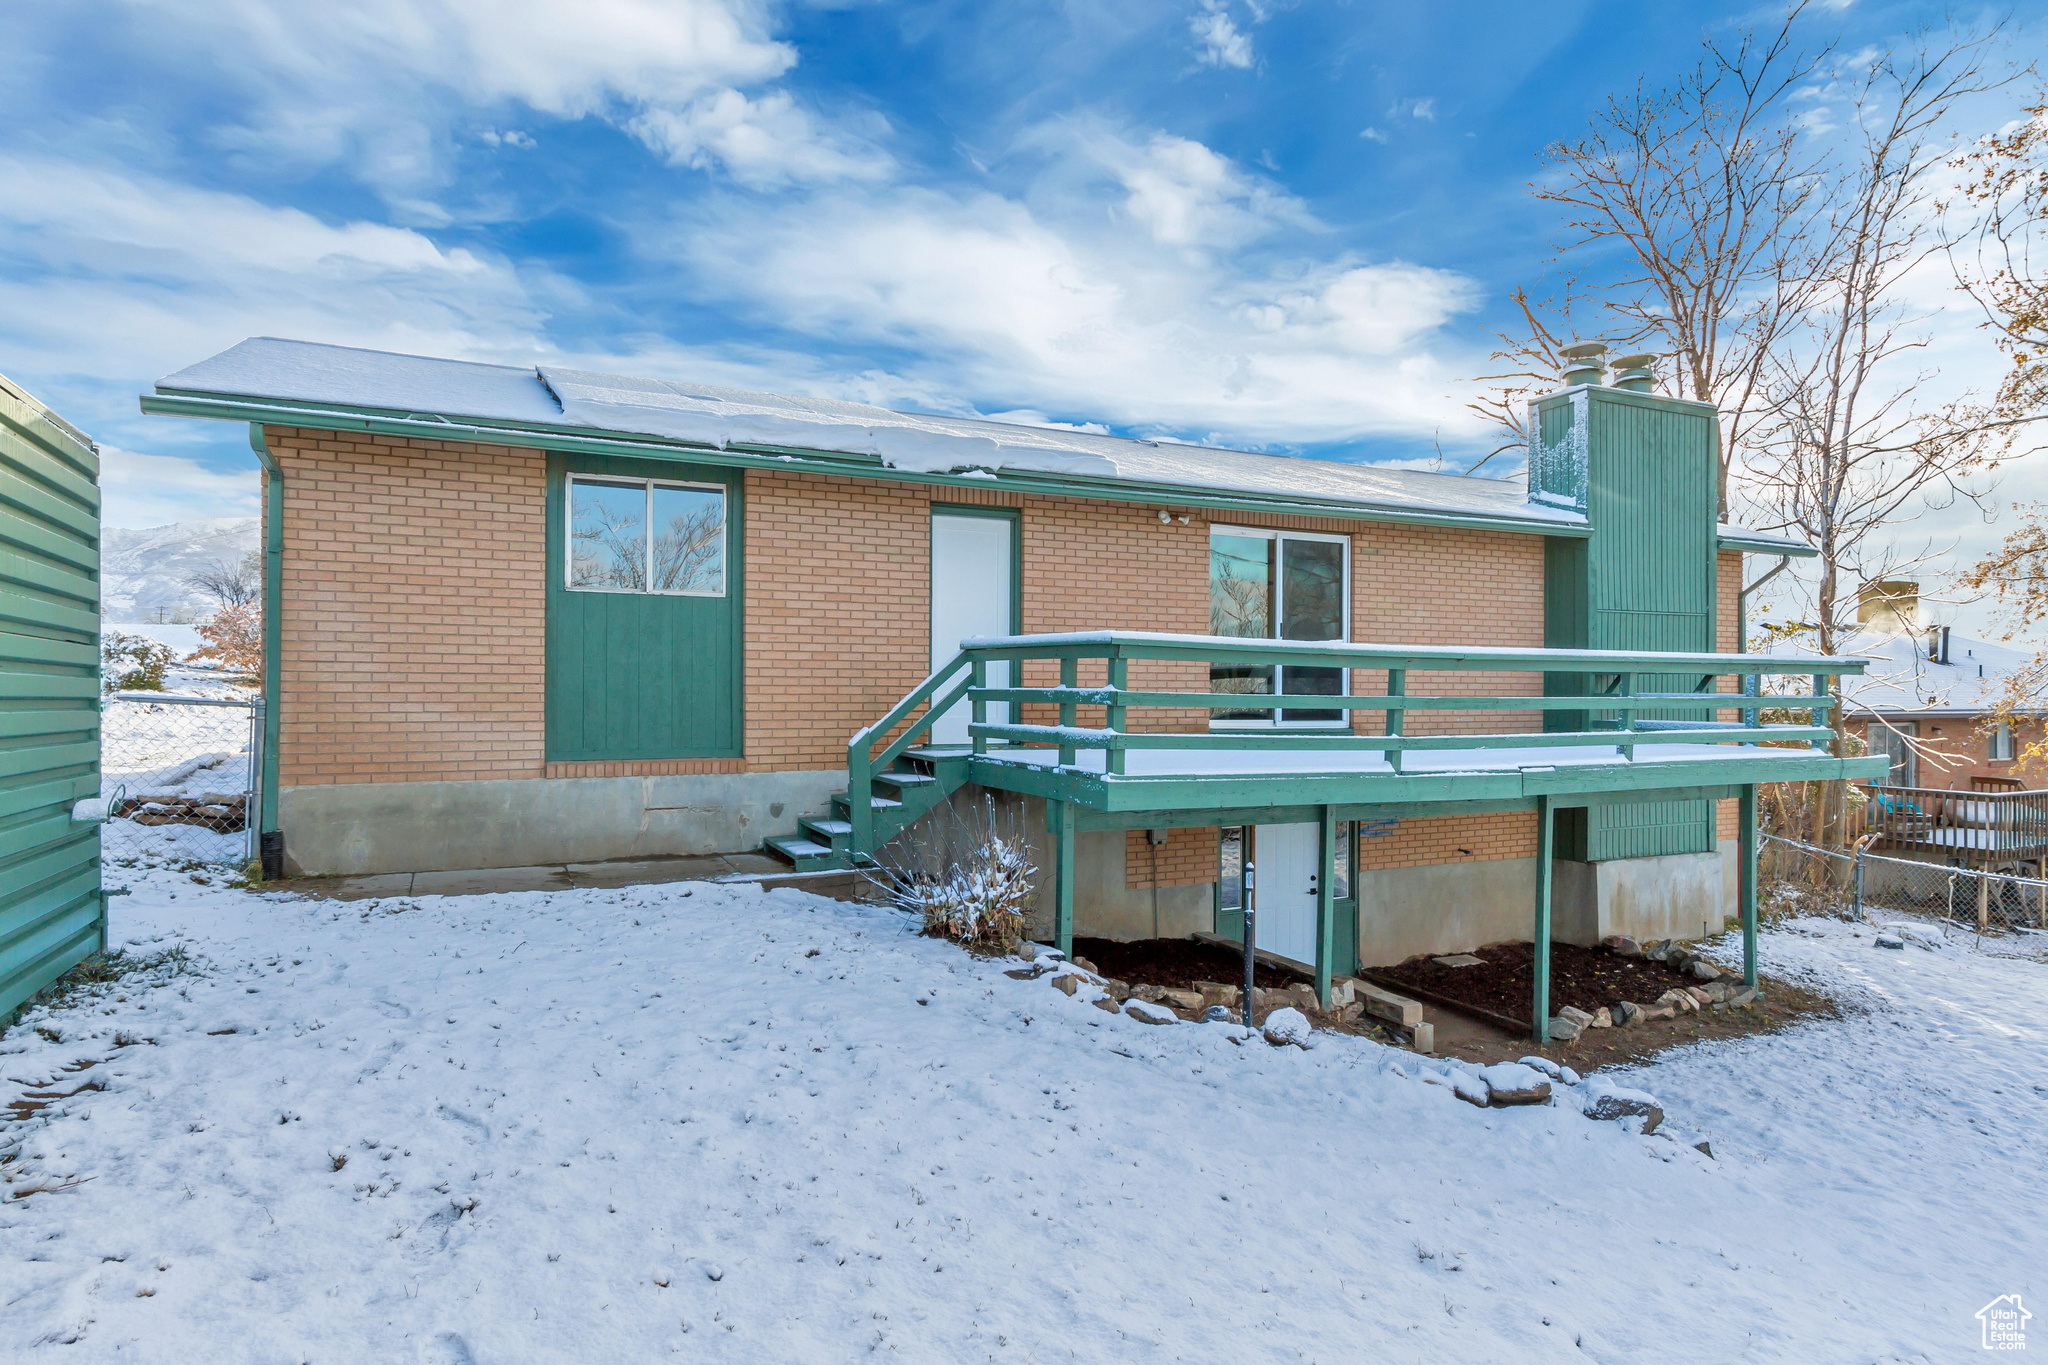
[145,338,1880,1029]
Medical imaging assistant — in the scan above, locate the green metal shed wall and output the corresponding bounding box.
[0,373,102,1023]
[1541,387,1720,862]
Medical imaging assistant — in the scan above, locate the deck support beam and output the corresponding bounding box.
[1532,794,1554,1043]
[1739,784,1759,989]
[1315,805,1337,1008]
[1050,798,1076,960]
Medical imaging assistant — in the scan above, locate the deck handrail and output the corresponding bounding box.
[1856,780,2048,865]
[844,632,1870,852]
[962,631,1858,777]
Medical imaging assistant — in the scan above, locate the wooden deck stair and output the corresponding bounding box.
[763,749,971,872]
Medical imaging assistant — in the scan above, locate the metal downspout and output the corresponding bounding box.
[250,425,282,845]
[1737,554,1791,654]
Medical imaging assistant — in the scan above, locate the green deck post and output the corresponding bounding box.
[1384,668,1405,773]
[1617,671,1636,761]
[1315,805,1337,1008]
[1106,654,1127,776]
[1740,783,1758,988]
[1051,798,1076,959]
[1058,657,1078,767]
[970,657,988,756]
[1533,793,1554,1043]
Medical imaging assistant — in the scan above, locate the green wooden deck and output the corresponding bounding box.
[812,631,1884,1041]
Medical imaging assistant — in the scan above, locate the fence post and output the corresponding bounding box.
[1977,870,1991,934]
[246,696,265,868]
[1852,842,1865,920]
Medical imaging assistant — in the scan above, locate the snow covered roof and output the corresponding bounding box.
[1761,627,2030,716]
[152,337,1794,546]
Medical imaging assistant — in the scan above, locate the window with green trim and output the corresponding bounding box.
[567,475,726,595]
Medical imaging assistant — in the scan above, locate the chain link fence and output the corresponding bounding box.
[1763,833,2048,935]
[100,693,260,868]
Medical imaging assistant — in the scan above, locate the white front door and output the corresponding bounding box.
[930,512,1014,746]
[1254,822,1319,967]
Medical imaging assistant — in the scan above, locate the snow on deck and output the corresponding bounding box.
[3,871,2042,1359]
[982,738,1791,778]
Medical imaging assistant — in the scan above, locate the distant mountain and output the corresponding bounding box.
[102,518,261,623]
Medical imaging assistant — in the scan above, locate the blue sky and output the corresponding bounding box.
[2,0,2043,623]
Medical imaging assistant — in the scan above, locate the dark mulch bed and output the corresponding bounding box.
[1375,941,1707,1020]
[1070,936,1302,990]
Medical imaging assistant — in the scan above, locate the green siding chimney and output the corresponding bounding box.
[1533,379,1722,861]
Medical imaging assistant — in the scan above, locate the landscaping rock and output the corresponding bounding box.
[1124,999,1177,1025]
[1131,983,1166,1004]
[1327,978,1357,1008]
[1557,1004,1595,1027]
[1201,1005,1234,1023]
[1051,974,1080,997]
[1286,983,1320,1013]
[1072,957,1099,975]
[1431,953,1485,968]
[1547,1015,1583,1042]
[1160,988,1204,1012]
[1092,995,1120,1013]
[1004,964,1049,980]
[1690,959,1722,982]
[1600,936,1643,958]
[1479,1062,1552,1106]
[1591,1006,1612,1028]
[1612,1001,1643,1026]
[1728,986,1758,1007]
[1516,1055,1563,1079]
[1358,984,1424,1027]
[1103,979,1131,1001]
[1337,1002,1364,1024]
[1581,1083,1664,1134]
[1451,1072,1490,1107]
[1406,1021,1434,1054]
[1875,934,1905,950]
[1700,981,1732,1003]
[1684,986,1713,1006]
[1262,1007,1314,1048]
[1644,940,1671,962]
[1643,1003,1676,1021]
[1195,981,1240,1008]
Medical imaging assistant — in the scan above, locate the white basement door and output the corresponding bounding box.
[1254,823,1320,967]
[929,512,1014,746]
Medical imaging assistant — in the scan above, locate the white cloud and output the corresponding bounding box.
[1388,97,1437,122]
[90,0,813,199]
[96,445,260,528]
[1190,2,1254,70]
[1359,126,1391,145]
[669,128,1489,445]
[627,89,892,187]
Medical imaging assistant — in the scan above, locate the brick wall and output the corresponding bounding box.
[271,430,1559,785]
[1847,716,2048,790]
[1124,826,1221,889]
[269,427,546,786]
[1356,810,1541,870]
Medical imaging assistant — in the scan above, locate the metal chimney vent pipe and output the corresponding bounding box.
[1559,341,1608,388]
[1610,354,1657,392]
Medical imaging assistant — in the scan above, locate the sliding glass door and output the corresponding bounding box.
[1209,526,1348,725]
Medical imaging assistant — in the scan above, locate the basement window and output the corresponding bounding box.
[567,475,726,596]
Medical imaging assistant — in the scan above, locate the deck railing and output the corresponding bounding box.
[1856,782,2048,868]
[846,632,1868,852]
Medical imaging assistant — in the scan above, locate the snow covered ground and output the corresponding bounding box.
[3,871,2043,1362]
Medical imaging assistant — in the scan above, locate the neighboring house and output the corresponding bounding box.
[143,338,1880,1026]
[1821,581,2040,791]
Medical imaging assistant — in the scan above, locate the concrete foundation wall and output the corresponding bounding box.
[1355,857,1538,967]
[1553,850,1726,947]
[279,771,843,876]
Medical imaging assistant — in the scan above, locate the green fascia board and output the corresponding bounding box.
[142,390,1594,540]
[968,750,1880,813]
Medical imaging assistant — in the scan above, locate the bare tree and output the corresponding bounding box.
[186,550,261,610]
[1743,31,2014,841]
[1473,6,1835,511]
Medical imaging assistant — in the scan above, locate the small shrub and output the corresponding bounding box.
[869,795,1038,954]
[187,602,262,682]
[101,631,174,694]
